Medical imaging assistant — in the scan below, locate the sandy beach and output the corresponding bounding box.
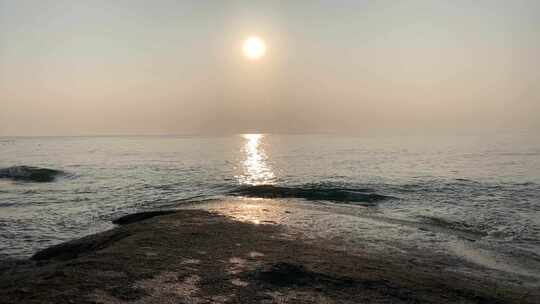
[1,198,537,304]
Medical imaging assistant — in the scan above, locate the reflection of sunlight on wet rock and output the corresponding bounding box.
[231,278,249,287]
[135,272,201,297]
[217,199,291,226]
[236,134,276,185]
[264,291,333,304]
[242,203,263,209]
[210,294,234,303]
[227,257,248,274]
[93,272,204,304]
[194,198,540,282]
[248,251,265,258]
[181,259,201,265]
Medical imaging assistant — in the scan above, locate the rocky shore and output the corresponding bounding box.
[0,203,537,303]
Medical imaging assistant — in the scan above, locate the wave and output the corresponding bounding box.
[0,166,66,183]
[230,185,395,205]
[417,216,487,239]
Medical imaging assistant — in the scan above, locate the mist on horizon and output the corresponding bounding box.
[1,0,539,136]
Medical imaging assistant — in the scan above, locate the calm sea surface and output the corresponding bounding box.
[1,134,539,260]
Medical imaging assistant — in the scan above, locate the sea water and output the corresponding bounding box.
[0,133,539,265]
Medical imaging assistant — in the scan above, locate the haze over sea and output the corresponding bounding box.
[1,133,539,272]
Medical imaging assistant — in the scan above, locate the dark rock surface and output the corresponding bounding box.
[112,210,178,225]
[1,209,536,304]
[0,166,65,182]
[31,229,131,261]
[231,184,394,204]
[252,262,355,287]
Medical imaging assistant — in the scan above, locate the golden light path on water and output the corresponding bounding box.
[236,134,276,185]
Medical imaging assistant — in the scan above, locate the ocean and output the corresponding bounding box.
[1,133,539,270]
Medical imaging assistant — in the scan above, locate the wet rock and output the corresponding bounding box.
[112,210,178,225]
[0,166,65,182]
[231,185,395,204]
[253,263,316,287]
[253,262,355,288]
[32,230,131,261]
[1,208,534,304]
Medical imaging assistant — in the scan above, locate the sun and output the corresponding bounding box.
[243,36,266,60]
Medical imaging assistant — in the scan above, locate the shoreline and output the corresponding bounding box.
[1,199,538,303]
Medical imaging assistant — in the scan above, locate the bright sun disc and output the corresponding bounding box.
[243,36,266,60]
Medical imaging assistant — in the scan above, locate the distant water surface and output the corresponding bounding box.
[0,134,539,259]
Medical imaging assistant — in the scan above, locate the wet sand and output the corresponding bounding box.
[0,198,538,303]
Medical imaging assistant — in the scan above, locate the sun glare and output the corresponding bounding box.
[243,36,266,60]
[237,134,275,185]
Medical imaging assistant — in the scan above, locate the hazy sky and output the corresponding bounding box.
[1,0,539,136]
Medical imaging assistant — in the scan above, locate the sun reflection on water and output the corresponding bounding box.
[237,134,276,185]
